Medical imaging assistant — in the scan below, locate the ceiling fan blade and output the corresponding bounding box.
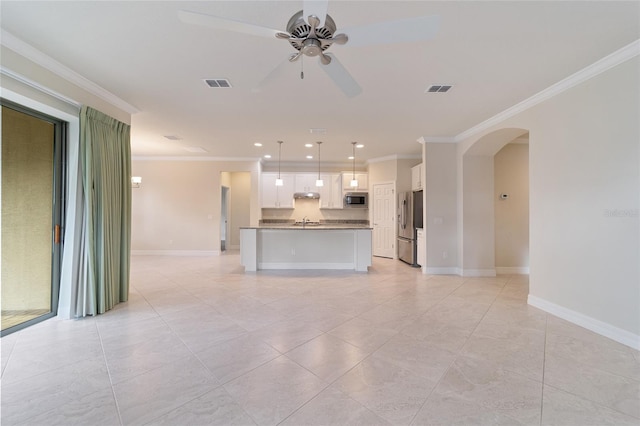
[178,10,284,39]
[341,15,440,48]
[321,53,362,98]
[303,0,329,27]
[251,57,290,92]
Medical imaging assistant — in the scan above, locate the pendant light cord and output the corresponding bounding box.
[277,140,282,179]
[352,141,356,180]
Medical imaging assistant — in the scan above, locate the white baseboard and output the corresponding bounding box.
[496,266,530,274]
[131,250,220,256]
[425,267,460,275]
[258,262,355,270]
[528,295,640,350]
[462,268,496,277]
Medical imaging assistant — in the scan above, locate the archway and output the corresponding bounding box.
[460,128,529,276]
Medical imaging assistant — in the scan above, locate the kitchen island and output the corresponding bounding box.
[240,224,372,272]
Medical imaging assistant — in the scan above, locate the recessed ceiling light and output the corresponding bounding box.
[306,155,313,159]
[348,156,354,160]
[305,143,313,148]
[309,128,327,134]
[254,142,263,147]
[356,144,364,148]
[264,154,271,159]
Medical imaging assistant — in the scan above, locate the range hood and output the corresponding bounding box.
[293,192,320,199]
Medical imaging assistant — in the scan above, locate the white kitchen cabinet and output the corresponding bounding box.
[342,172,368,192]
[416,228,426,267]
[261,172,295,208]
[294,173,317,193]
[411,163,423,191]
[319,173,343,209]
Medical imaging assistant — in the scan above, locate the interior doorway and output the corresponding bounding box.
[1,101,65,335]
[220,171,250,252]
[221,185,229,252]
[372,182,396,258]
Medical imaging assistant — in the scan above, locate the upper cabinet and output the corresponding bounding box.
[411,163,423,191]
[294,173,318,193]
[319,173,343,209]
[342,172,368,192]
[261,172,295,208]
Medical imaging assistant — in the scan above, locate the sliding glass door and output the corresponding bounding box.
[1,101,65,335]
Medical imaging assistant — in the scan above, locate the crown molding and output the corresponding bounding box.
[367,154,421,164]
[1,66,81,109]
[1,29,139,114]
[419,39,640,144]
[417,136,457,144]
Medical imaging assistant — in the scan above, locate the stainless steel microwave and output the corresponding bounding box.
[344,192,368,208]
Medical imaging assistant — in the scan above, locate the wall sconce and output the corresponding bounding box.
[131,176,142,188]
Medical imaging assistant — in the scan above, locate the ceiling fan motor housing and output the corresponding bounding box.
[286,10,336,54]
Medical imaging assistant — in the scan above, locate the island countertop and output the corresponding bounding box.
[240,226,372,272]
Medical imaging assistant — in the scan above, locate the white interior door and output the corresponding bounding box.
[372,182,395,258]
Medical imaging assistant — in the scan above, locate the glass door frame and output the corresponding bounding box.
[1,99,66,336]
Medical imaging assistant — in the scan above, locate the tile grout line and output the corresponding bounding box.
[94,318,125,426]
[405,274,498,425]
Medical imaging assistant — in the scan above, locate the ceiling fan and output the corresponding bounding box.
[178,0,440,97]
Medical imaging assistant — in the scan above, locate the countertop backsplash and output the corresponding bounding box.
[261,198,368,223]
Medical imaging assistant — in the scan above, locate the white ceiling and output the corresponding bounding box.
[1,1,638,165]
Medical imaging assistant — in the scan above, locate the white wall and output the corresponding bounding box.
[494,142,529,271]
[262,199,368,222]
[228,172,251,249]
[462,155,496,275]
[527,57,639,341]
[423,143,458,273]
[131,159,261,255]
[457,56,639,345]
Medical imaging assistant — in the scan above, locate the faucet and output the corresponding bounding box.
[302,216,308,228]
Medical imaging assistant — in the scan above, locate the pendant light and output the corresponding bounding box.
[275,140,284,186]
[315,141,324,187]
[350,141,358,188]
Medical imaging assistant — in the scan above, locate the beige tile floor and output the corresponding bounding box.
[1,253,638,425]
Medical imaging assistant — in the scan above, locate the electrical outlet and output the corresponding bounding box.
[442,251,448,259]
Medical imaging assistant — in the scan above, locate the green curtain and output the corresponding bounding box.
[75,106,131,316]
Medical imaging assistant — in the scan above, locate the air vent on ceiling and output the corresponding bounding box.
[204,79,232,88]
[183,146,208,153]
[164,135,182,140]
[426,85,453,93]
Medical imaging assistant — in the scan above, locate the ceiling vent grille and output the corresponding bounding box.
[163,135,182,140]
[183,146,208,153]
[426,85,452,93]
[204,79,232,88]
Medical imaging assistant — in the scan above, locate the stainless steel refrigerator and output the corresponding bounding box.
[397,190,423,266]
